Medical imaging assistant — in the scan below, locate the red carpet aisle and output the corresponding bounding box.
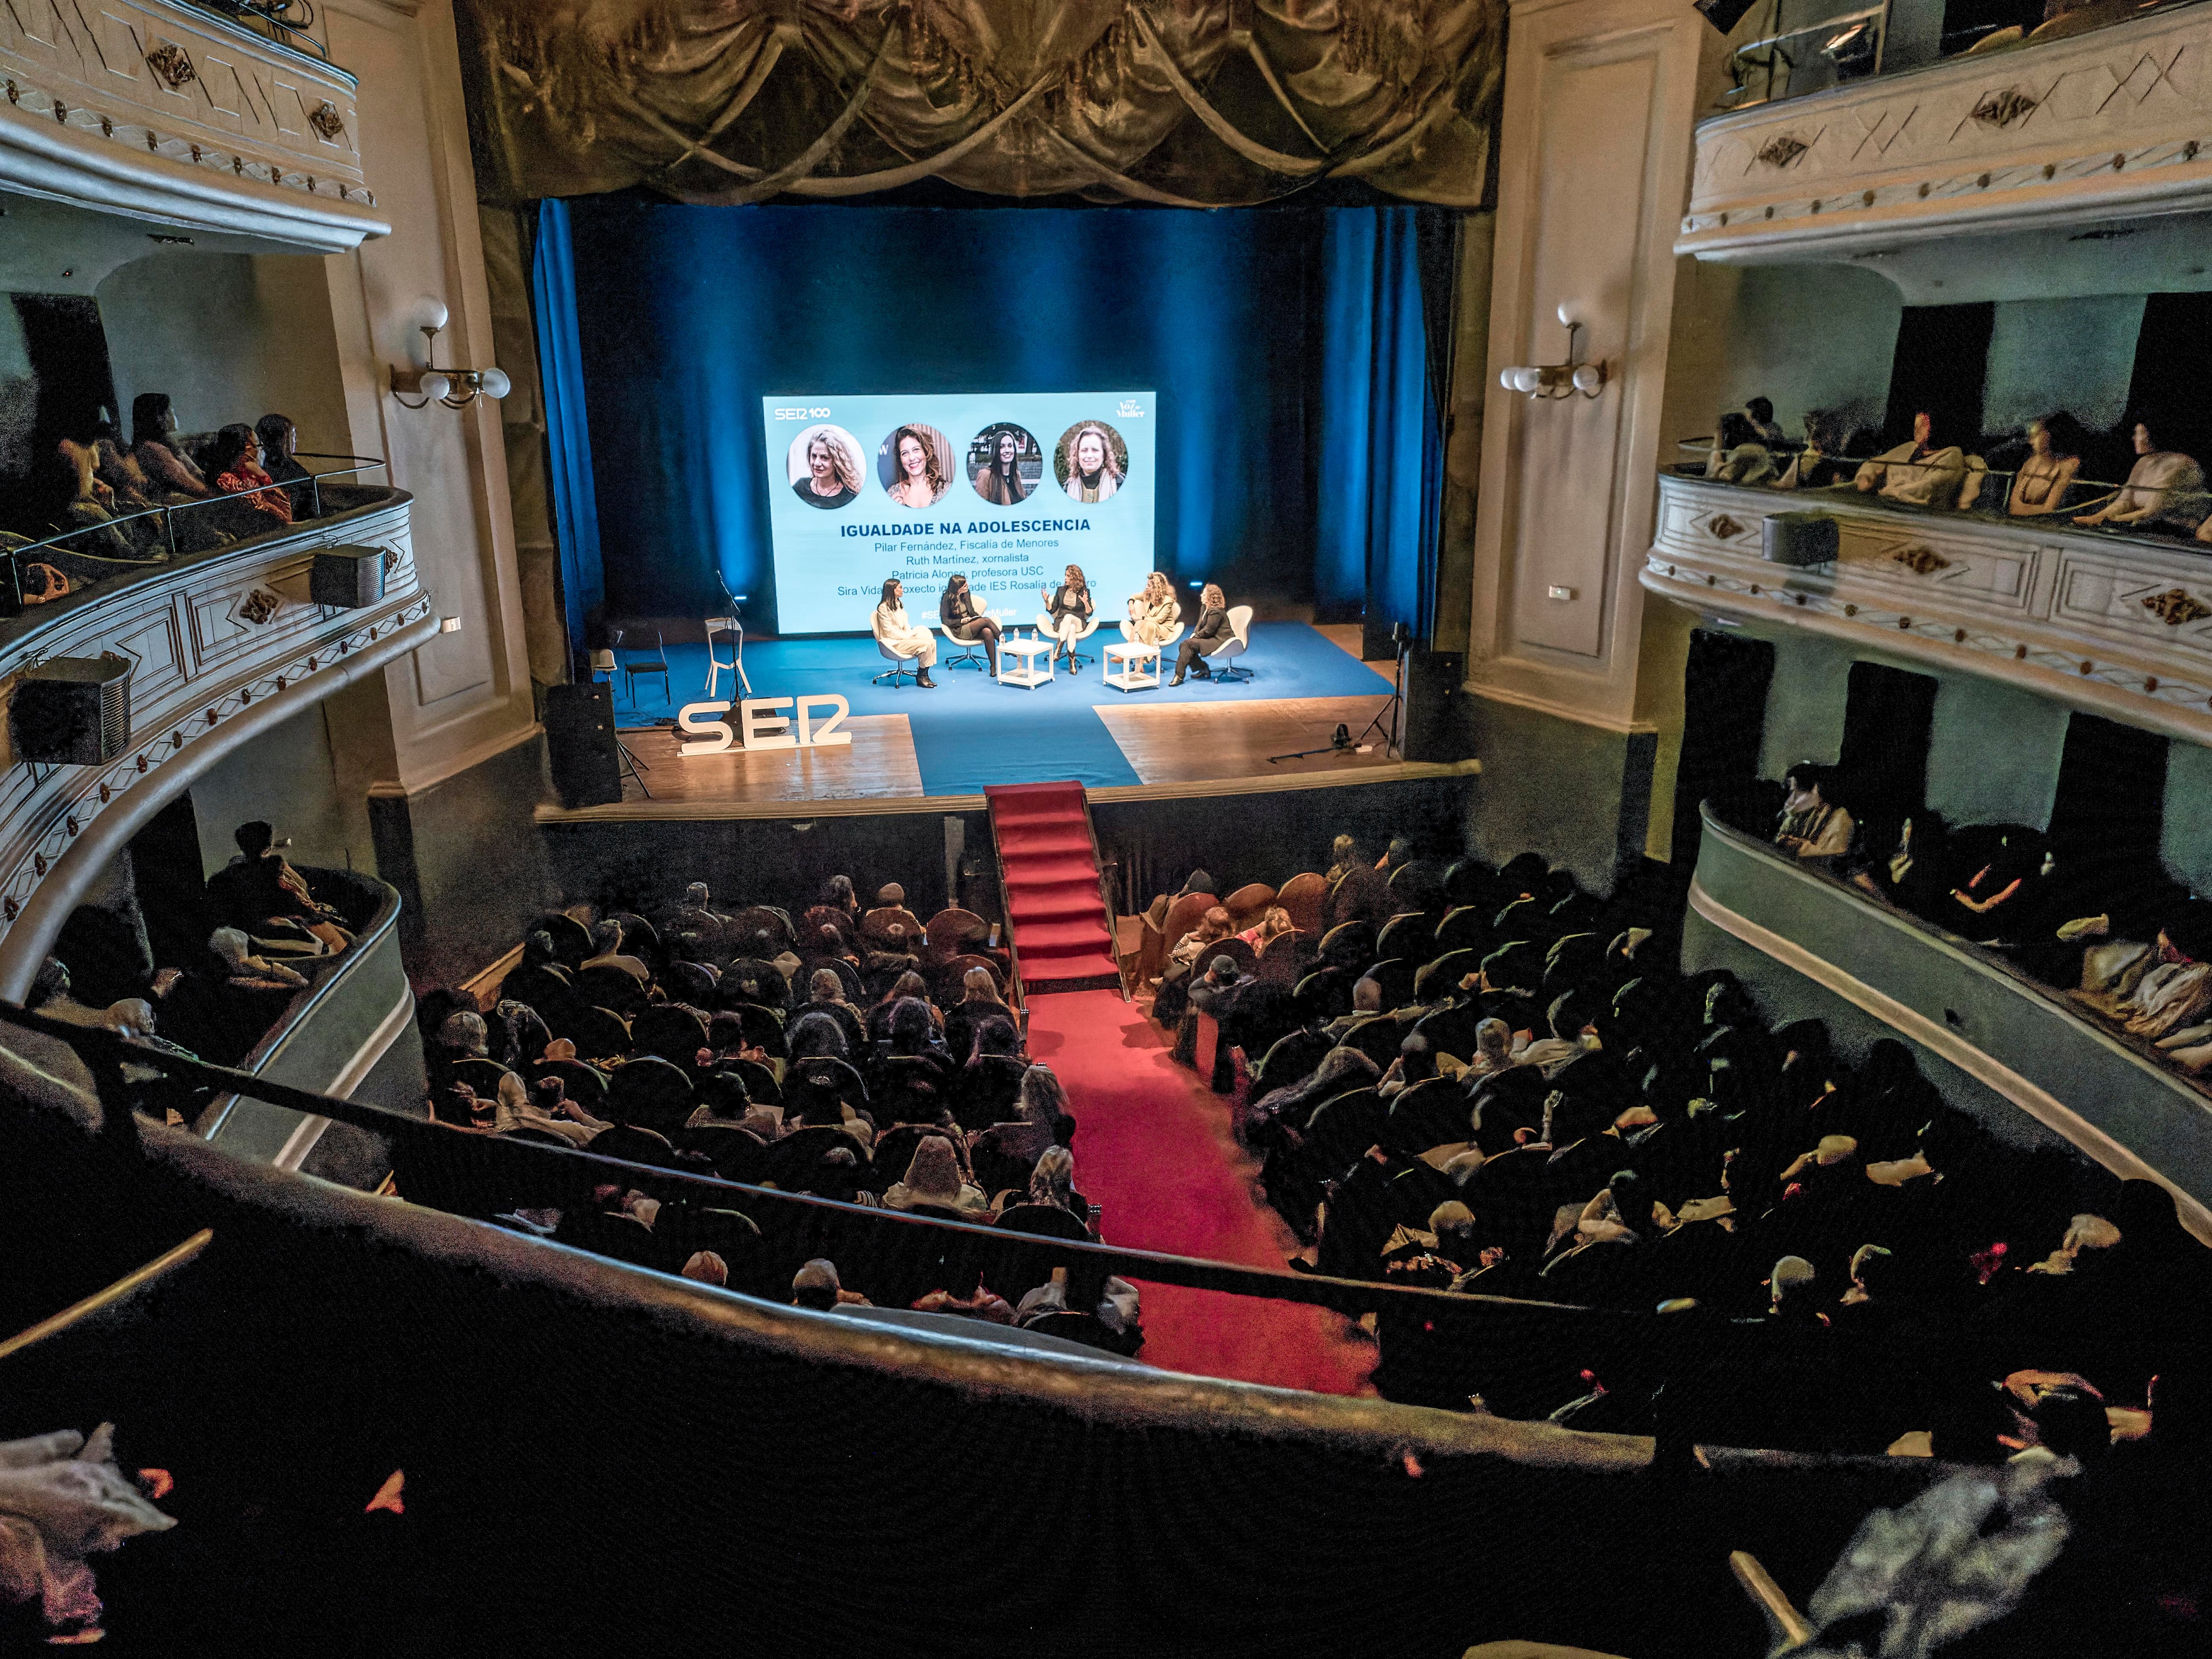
[1023,991,1375,1397]
[986,783,1118,987]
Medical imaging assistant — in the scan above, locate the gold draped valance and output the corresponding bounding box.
[453,0,1506,208]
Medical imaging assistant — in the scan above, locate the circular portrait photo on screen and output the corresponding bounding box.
[786,424,865,510]
[1054,420,1128,503]
[877,422,956,510]
[968,422,1042,507]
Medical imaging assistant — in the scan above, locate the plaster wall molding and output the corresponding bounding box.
[1680,5,2212,261]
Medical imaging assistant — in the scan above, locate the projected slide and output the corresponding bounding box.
[762,392,1156,635]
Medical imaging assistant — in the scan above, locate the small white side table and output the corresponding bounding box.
[999,635,1055,689]
[1102,640,1160,692]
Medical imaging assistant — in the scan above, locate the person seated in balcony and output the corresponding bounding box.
[1855,411,1969,508]
[204,424,294,538]
[2006,412,2086,518]
[1773,409,1866,492]
[255,414,318,520]
[92,417,158,519]
[883,1133,988,1214]
[1773,762,1855,860]
[2074,418,2206,534]
[1235,905,1293,951]
[207,821,352,956]
[51,438,140,561]
[208,927,310,995]
[941,966,1008,1062]
[1703,407,1781,486]
[130,394,208,499]
[1153,905,1232,1023]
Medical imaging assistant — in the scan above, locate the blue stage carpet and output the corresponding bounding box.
[609,622,1395,795]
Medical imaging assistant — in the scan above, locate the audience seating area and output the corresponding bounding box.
[403,875,1141,1354]
[1127,837,2211,1458]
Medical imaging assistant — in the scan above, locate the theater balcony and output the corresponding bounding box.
[1686,800,2212,1240]
[194,864,424,1186]
[1640,470,2212,745]
[1678,0,2212,280]
[0,484,436,1003]
[0,0,387,252]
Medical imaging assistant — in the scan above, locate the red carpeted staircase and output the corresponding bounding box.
[986,781,1121,993]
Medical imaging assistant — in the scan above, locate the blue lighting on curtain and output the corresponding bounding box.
[530,199,604,651]
[532,200,1444,647]
[1315,207,1442,644]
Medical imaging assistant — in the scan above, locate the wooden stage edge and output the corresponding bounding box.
[534,758,1482,824]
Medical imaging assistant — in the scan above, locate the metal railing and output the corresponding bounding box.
[1674,438,2208,528]
[5,452,391,614]
[0,998,1637,1337]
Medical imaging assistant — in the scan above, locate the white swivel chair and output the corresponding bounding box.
[1034,607,1105,670]
[1201,606,1254,683]
[872,610,925,687]
[938,615,989,672]
[1118,603,1184,652]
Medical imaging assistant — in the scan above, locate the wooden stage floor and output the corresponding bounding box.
[541,626,1478,821]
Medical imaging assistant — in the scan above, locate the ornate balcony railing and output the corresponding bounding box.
[1678,0,2212,263]
[0,484,436,1000]
[0,0,387,252]
[1642,470,2212,744]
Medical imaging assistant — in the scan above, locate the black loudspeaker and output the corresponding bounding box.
[1763,511,1838,567]
[543,682,622,808]
[1402,649,1464,763]
[311,544,387,608]
[11,653,130,765]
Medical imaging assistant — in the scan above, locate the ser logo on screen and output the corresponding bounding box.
[772,406,834,421]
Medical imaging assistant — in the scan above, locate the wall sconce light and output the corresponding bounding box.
[1499,306,1608,401]
[390,299,511,410]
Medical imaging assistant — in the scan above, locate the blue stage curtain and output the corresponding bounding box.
[1315,207,1442,649]
[532,201,1447,649]
[530,198,606,650]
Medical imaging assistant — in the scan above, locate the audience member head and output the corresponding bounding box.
[787,1010,850,1061]
[522,929,558,967]
[100,998,157,1038]
[822,875,858,914]
[131,392,177,449]
[810,968,845,1004]
[1018,1065,1069,1135]
[1768,1254,1816,1316]
[205,423,261,479]
[2028,1382,2111,1467]
[1204,955,1240,988]
[970,1015,1020,1061]
[1430,1201,1477,1256]
[1782,761,1832,814]
[962,967,1000,1004]
[255,412,298,465]
[1256,905,1292,941]
[590,919,622,956]
[28,956,69,1010]
[893,1134,968,1209]
[1608,1169,1655,1235]
[1397,1031,1436,1086]
[885,969,929,1006]
[792,1258,843,1311]
[682,1251,728,1286]
[888,996,935,1054]
[530,1075,567,1115]
[1474,1018,1511,1067]
[438,1010,489,1058]
[1194,906,1232,944]
[1029,1144,1077,1209]
[1352,976,1383,1014]
[1330,834,1358,870]
[1385,837,1413,870]
[876,883,906,909]
[235,820,278,857]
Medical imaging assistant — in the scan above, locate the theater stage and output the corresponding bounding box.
[545,623,1478,819]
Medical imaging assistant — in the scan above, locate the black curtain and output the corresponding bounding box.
[1837,661,1939,837]
[1671,628,1775,866]
[2125,292,2212,466]
[4,294,119,530]
[2047,711,2167,860]
[1882,302,1995,451]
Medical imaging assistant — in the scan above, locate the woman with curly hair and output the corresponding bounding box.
[885,426,947,509]
[793,427,862,509]
[1062,422,1121,503]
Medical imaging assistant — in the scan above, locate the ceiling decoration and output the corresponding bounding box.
[454,0,1505,207]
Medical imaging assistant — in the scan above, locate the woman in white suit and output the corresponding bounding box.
[874,576,937,688]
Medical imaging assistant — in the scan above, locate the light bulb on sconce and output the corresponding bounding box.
[389,300,510,411]
[1498,308,1609,403]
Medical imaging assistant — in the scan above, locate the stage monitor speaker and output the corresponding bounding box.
[311,544,388,609]
[544,682,622,808]
[1763,511,1839,567]
[1402,649,1465,763]
[11,653,130,766]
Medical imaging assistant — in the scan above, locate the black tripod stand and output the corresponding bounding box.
[1266,622,1409,764]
